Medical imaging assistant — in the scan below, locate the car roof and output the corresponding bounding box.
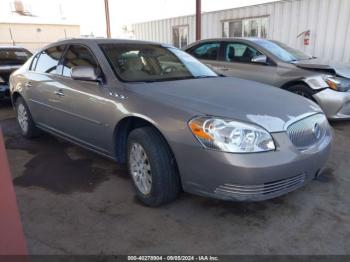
[36,37,170,54]
[48,38,163,47]
[0,45,28,50]
[199,37,262,42]
[183,37,272,49]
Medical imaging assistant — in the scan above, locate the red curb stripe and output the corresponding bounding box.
[0,128,28,255]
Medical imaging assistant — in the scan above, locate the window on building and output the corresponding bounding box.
[222,17,268,38]
[190,43,220,61]
[172,26,189,48]
[35,45,66,74]
[61,45,99,77]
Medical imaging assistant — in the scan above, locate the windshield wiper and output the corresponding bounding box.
[142,76,195,83]
[133,75,218,83]
[194,75,218,79]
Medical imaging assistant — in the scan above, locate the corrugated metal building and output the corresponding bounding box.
[132,0,350,63]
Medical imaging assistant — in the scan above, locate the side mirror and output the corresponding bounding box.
[71,66,99,82]
[251,55,268,64]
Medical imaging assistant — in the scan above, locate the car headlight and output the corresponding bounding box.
[324,76,350,92]
[189,116,275,153]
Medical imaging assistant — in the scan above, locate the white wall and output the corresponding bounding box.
[0,23,80,52]
[132,0,350,63]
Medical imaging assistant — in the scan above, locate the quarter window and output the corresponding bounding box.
[35,45,65,74]
[225,43,262,63]
[62,45,99,77]
[190,43,220,61]
[30,53,39,71]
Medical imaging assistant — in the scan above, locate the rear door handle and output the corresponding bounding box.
[217,67,229,71]
[25,82,32,87]
[54,90,65,97]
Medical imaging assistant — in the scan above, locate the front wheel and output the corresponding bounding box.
[15,97,40,138]
[127,127,181,206]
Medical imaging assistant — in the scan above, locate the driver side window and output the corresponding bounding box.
[225,43,262,63]
[62,45,99,78]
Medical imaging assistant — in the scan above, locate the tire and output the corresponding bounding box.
[287,84,317,103]
[15,97,40,138]
[127,127,181,206]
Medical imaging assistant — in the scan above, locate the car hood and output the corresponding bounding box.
[293,59,350,78]
[128,77,322,133]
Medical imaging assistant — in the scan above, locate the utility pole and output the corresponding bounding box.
[8,27,15,46]
[196,0,201,40]
[104,0,111,38]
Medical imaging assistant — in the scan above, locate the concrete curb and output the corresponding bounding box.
[0,128,28,255]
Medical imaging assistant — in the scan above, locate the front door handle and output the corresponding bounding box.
[25,82,33,87]
[54,90,65,97]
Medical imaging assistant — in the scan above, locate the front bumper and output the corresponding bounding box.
[0,84,10,99]
[172,131,332,201]
[313,88,350,120]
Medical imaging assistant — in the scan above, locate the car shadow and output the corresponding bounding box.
[2,117,118,194]
[0,99,12,108]
[329,119,350,131]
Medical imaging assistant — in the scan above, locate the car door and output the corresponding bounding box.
[49,44,115,154]
[24,45,67,126]
[217,42,278,85]
[187,42,225,72]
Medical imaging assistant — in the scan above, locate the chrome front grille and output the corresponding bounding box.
[286,114,329,150]
[215,174,306,200]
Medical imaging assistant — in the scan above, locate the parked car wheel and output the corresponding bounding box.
[127,127,181,206]
[15,97,40,138]
[287,84,316,103]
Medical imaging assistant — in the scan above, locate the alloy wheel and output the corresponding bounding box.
[129,143,152,195]
[17,103,29,133]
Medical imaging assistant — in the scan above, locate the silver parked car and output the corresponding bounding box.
[10,38,332,206]
[184,38,350,120]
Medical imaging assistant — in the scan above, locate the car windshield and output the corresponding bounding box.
[0,48,32,65]
[254,40,313,62]
[100,44,217,82]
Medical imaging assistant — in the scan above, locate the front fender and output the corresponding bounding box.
[303,75,329,90]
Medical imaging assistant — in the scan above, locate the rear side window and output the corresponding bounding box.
[62,45,98,77]
[0,48,31,65]
[35,45,65,74]
[190,43,220,60]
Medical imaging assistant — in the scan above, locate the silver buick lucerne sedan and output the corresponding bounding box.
[10,39,332,206]
[184,38,350,120]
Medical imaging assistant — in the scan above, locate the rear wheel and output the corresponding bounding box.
[127,127,181,206]
[287,84,317,103]
[15,97,40,138]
